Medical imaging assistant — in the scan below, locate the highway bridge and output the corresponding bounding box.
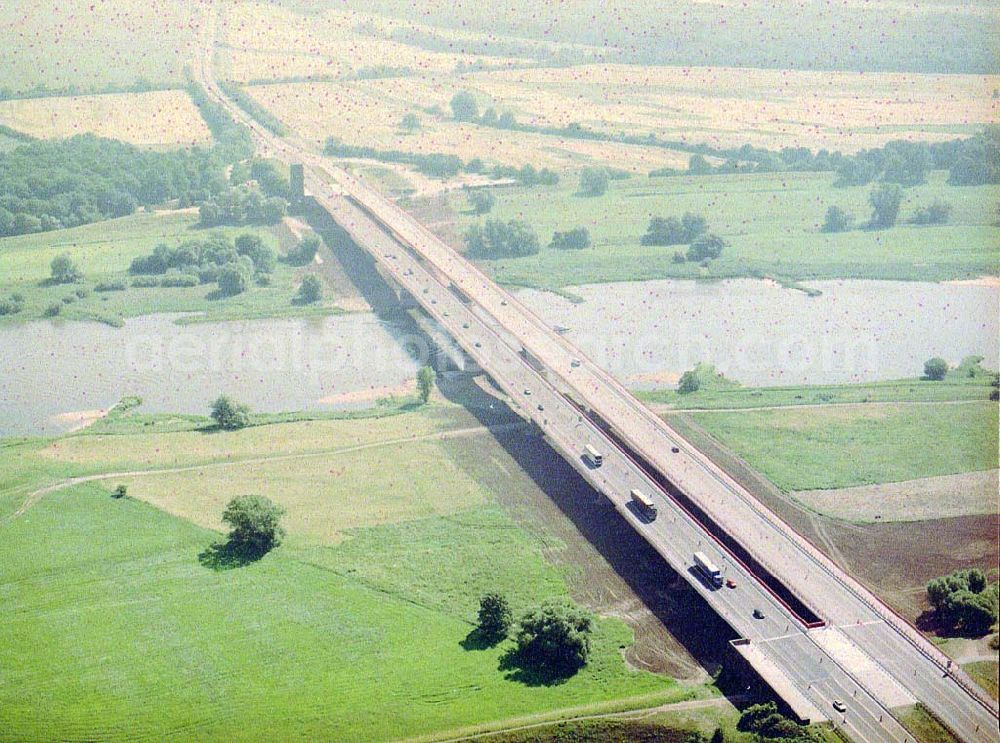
[195,14,999,742]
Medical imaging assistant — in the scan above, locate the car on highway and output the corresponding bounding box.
[524,389,531,396]
[570,359,581,368]
[752,608,765,619]
[670,446,680,453]
[474,341,482,348]
[462,322,470,329]
[726,578,737,589]
[832,700,847,713]
[537,404,544,411]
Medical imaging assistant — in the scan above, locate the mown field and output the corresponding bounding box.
[0,91,211,148]
[686,402,998,493]
[0,405,697,741]
[437,170,1000,286]
[0,211,340,325]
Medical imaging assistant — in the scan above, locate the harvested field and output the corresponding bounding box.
[248,81,691,173]
[217,3,521,83]
[463,64,1000,152]
[797,469,1000,523]
[0,90,212,148]
[0,0,205,94]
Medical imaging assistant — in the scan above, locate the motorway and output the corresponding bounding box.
[194,13,998,741]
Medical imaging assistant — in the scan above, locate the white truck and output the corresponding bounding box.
[630,488,657,519]
[694,551,723,587]
[584,444,603,467]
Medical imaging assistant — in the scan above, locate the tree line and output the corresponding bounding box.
[0,80,255,239]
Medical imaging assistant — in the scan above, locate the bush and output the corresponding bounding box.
[0,295,24,315]
[129,276,160,288]
[297,274,323,304]
[43,302,61,317]
[821,205,853,233]
[686,233,726,261]
[927,569,999,637]
[49,253,83,284]
[578,167,609,196]
[911,200,952,225]
[923,357,948,380]
[549,227,591,250]
[210,395,251,430]
[160,272,199,288]
[678,370,700,394]
[514,602,593,673]
[467,189,496,215]
[222,494,286,554]
[112,485,128,499]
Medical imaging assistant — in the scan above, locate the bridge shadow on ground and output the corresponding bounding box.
[301,201,759,701]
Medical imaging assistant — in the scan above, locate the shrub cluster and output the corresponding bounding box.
[464,219,540,259]
[129,233,275,295]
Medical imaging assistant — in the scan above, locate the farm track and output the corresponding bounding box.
[5,422,528,523]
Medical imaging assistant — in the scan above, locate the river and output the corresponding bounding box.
[1,279,997,436]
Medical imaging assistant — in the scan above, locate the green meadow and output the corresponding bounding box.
[0,211,338,325]
[0,407,696,741]
[450,170,1000,289]
[686,402,998,492]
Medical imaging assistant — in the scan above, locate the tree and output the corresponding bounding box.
[221,494,285,554]
[709,729,724,743]
[210,395,251,430]
[678,370,700,394]
[687,154,711,174]
[578,167,608,196]
[417,365,436,404]
[287,236,320,265]
[297,274,322,303]
[400,112,420,131]
[641,217,687,246]
[235,233,276,274]
[821,205,852,233]
[113,484,128,499]
[49,253,83,284]
[926,569,999,637]
[923,357,948,381]
[681,212,708,241]
[514,602,593,673]
[249,159,289,198]
[464,219,540,259]
[467,190,496,215]
[477,593,513,640]
[450,91,479,122]
[497,111,517,129]
[217,260,252,296]
[868,183,903,229]
[881,140,931,187]
[686,233,726,262]
[479,107,499,127]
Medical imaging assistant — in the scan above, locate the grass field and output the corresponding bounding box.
[0,211,341,325]
[963,660,999,700]
[895,704,960,743]
[432,170,1000,287]
[0,91,211,148]
[0,406,696,741]
[636,370,999,410]
[0,0,205,94]
[685,402,998,492]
